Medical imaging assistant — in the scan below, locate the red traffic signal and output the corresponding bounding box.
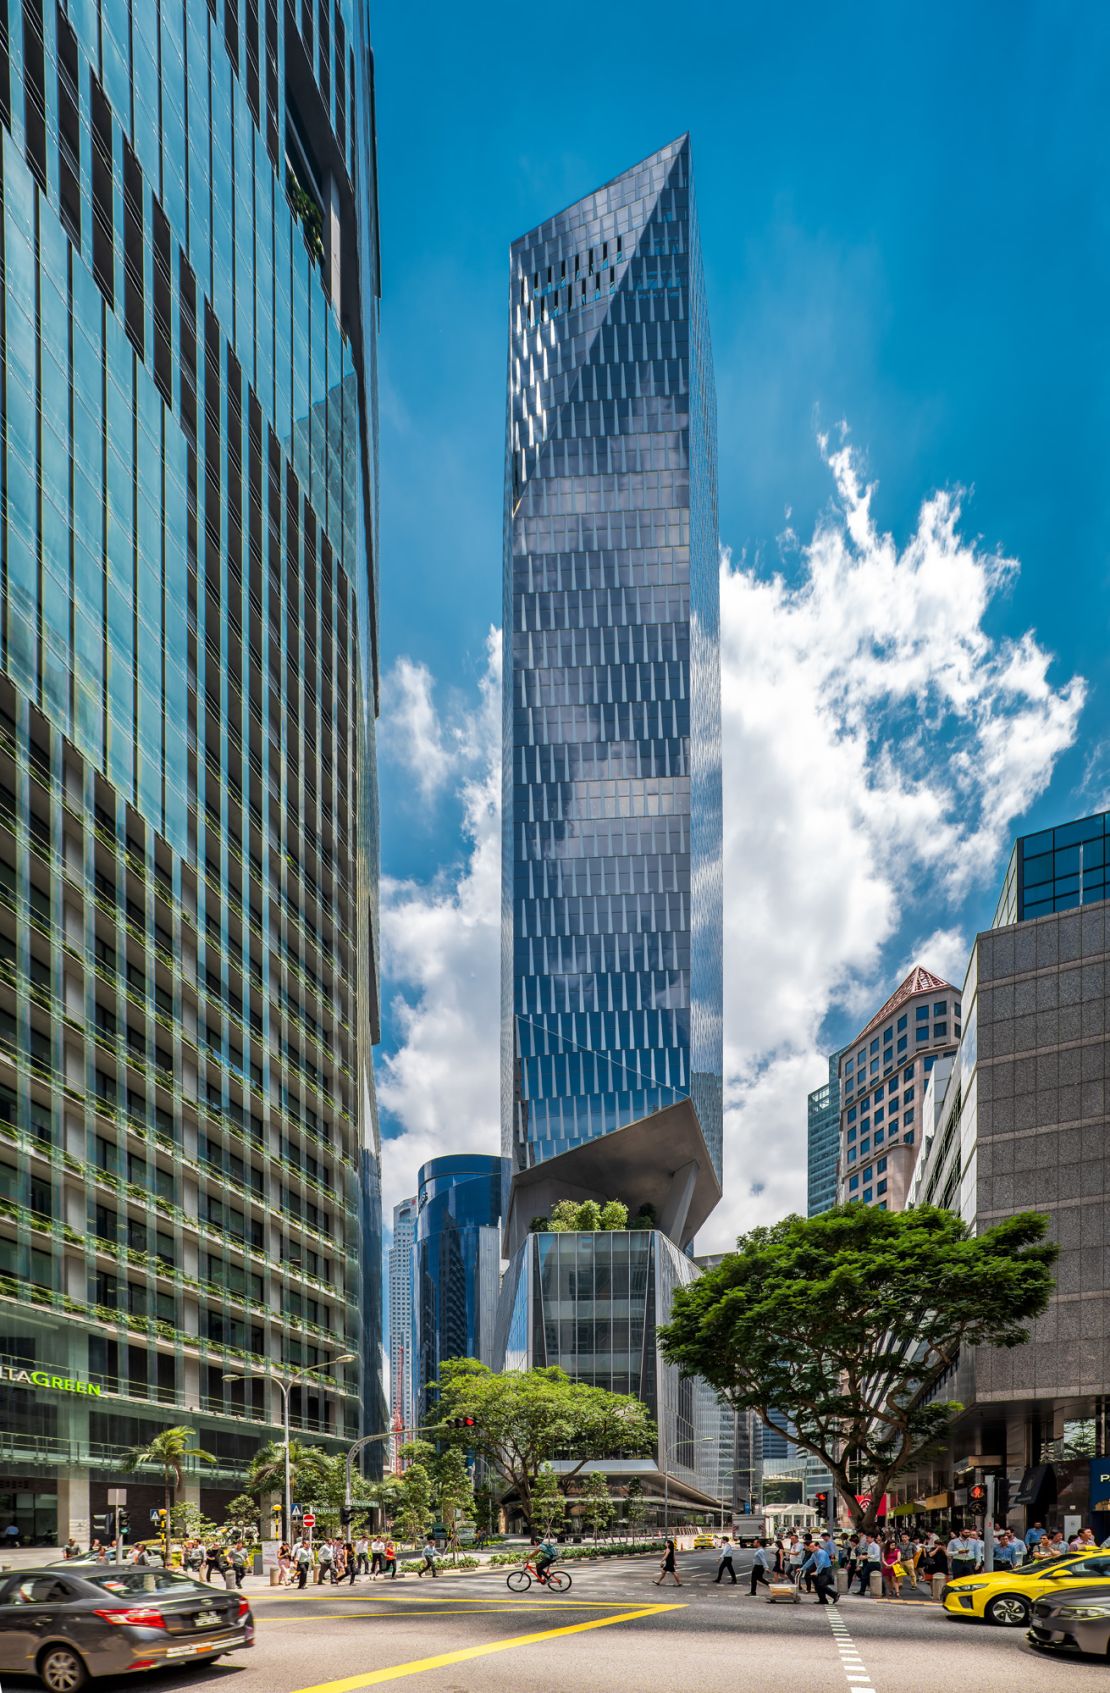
[970,1484,985,1501]
[452,1415,476,1430]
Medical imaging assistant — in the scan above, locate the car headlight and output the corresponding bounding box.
[955,1582,988,1592]
[1055,1604,1110,1620]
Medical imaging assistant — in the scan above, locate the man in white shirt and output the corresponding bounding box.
[856,1537,881,1595]
[947,1531,974,1578]
[747,1538,775,1595]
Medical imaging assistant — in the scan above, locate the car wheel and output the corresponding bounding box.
[985,1593,1031,1627]
[37,1644,89,1691]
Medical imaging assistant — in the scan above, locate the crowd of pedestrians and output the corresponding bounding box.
[275,1534,400,1586]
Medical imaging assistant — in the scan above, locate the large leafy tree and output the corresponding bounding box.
[435,1359,655,1523]
[120,1426,215,1549]
[659,1205,1057,1532]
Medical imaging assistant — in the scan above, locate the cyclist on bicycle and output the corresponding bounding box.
[533,1535,558,1585]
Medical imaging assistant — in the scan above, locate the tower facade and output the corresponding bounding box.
[413,1155,503,1419]
[807,1048,843,1216]
[0,0,384,1540]
[501,134,722,1180]
[388,1196,416,1467]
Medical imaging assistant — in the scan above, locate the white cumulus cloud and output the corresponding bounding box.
[375,436,1085,1243]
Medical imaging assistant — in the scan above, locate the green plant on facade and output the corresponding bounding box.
[286,167,325,265]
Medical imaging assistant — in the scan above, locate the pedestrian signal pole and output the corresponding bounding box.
[983,1475,996,1572]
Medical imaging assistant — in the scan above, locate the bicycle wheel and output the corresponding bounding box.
[545,1568,572,1593]
[506,1569,532,1592]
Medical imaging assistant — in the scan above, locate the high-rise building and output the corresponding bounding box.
[807,1048,843,1216]
[496,137,724,1520]
[894,823,1110,1529]
[993,806,1110,927]
[388,1196,417,1467]
[0,1,384,1543]
[836,966,960,1213]
[414,1155,504,1420]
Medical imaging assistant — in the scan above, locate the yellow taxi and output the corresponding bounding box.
[692,1534,717,1549]
[943,1551,1110,1628]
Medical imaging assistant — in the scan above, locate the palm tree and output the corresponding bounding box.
[119,1426,216,1552]
[245,1439,334,1508]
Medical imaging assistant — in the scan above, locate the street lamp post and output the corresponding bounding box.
[224,1352,355,1542]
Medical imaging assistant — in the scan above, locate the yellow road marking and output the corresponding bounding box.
[289,1604,683,1692]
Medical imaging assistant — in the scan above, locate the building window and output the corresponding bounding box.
[874,1105,885,1124]
[863,1188,873,1203]
[877,1180,887,1196]
[904,1131,914,1144]
[934,1023,948,1038]
[847,1106,857,1123]
[870,1039,879,1054]
[897,1035,907,1052]
[933,1001,947,1014]
[903,1108,914,1125]
[877,1156,887,1174]
[849,1174,859,1191]
[916,1004,929,1021]
[887,1116,898,1133]
[903,1066,914,1082]
[874,1128,884,1145]
[860,1137,870,1156]
[903,1086,915,1104]
[897,1014,907,1031]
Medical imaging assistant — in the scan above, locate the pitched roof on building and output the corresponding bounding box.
[855,966,956,1044]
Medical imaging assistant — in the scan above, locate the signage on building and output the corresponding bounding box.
[0,1364,102,1396]
[1090,1458,1110,1512]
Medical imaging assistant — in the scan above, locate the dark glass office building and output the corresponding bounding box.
[993,808,1110,927]
[0,0,384,1543]
[413,1155,503,1419]
[501,133,722,1178]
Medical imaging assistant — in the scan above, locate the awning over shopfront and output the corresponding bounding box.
[923,1491,952,1510]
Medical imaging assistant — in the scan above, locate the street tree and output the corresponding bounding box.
[396,1459,434,1549]
[221,1494,261,1541]
[659,1204,1057,1533]
[581,1472,614,1543]
[434,1448,475,1561]
[434,1359,655,1524]
[245,1439,334,1510]
[119,1426,215,1551]
[624,1477,647,1539]
[530,1465,566,1537]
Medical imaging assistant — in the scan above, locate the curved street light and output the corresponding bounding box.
[223,1352,357,1542]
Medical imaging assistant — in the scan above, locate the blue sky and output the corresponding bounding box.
[369,1,1109,1236]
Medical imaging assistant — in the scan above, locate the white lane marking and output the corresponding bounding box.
[825,1602,876,1693]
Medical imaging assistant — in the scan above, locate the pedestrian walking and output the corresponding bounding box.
[383,1537,398,1579]
[800,1539,839,1605]
[317,1539,335,1584]
[747,1538,774,1595]
[947,1529,975,1579]
[355,1535,370,1576]
[295,1541,312,1589]
[229,1544,246,1588]
[418,1539,438,1578]
[654,1537,681,1586]
[277,1543,292,1586]
[714,1537,737,1584]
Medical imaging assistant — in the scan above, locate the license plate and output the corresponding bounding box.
[194,1610,220,1628]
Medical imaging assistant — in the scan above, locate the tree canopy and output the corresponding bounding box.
[434,1359,655,1521]
[658,1204,1057,1531]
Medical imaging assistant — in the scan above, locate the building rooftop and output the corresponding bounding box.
[855,965,956,1043]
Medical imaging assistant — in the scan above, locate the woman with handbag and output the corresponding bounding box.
[881,1539,903,1599]
[654,1538,681,1586]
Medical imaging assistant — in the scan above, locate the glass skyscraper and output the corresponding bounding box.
[0,0,383,1542]
[413,1155,503,1420]
[501,133,722,1179]
[497,138,724,1522]
[993,807,1110,927]
[806,1048,843,1216]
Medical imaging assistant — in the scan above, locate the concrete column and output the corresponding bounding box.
[57,1471,90,1548]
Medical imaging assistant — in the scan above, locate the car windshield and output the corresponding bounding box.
[83,1571,209,1597]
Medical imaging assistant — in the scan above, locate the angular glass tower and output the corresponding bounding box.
[0,0,384,1542]
[413,1154,503,1420]
[501,134,722,1180]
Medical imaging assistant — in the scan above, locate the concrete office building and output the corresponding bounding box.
[0,0,385,1541]
[496,137,724,1517]
[836,966,961,1212]
[897,837,1110,1533]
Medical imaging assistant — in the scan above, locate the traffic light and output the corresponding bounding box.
[340,1507,353,1530]
[116,1506,130,1540]
[814,1492,829,1520]
[92,1512,114,1540]
[451,1416,476,1431]
[970,1484,986,1503]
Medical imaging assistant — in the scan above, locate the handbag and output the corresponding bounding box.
[892,1561,906,1579]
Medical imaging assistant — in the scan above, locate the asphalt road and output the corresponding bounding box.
[33,1551,1110,1693]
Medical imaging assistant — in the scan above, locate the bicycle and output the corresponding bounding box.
[506,1558,572,1593]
